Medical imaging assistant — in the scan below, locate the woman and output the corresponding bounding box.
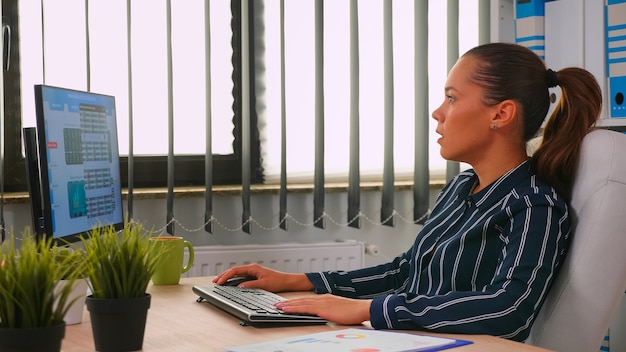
[213,42,602,341]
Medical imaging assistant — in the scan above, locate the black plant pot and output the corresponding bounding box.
[86,294,151,352]
[0,322,65,352]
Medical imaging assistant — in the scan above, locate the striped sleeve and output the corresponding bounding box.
[305,251,413,298]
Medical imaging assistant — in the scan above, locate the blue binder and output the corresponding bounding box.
[606,0,626,118]
[515,0,549,59]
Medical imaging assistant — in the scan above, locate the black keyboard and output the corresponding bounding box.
[192,284,327,325]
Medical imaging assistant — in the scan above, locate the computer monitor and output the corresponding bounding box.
[25,84,124,244]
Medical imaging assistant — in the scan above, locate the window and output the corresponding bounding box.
[11,0,262,190]
[3,0,479,192]
[259,0,478,183]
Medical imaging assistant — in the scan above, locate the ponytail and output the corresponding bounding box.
[531,68,602,202]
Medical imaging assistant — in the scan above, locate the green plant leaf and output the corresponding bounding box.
[79,222,164,299]
[0,229,81,328]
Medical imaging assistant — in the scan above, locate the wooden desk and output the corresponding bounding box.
[63,276,552,351]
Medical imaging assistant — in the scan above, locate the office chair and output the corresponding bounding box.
[527,128,626,351]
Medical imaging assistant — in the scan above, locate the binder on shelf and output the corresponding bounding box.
[515,0,551,60]
[606,0,626,118]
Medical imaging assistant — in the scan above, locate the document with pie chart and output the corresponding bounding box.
[223,328,472,352]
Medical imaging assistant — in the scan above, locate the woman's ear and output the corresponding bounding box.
[491,99,518,128]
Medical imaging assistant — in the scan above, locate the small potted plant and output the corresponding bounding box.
[0,229,83,352]
[51,245,89,325]
[80,222,163,352]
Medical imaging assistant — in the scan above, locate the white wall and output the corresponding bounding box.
[3,188,439,268]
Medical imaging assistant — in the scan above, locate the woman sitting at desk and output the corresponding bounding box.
[214,42,603,342]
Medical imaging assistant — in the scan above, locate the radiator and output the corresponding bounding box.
[182,240,365,277]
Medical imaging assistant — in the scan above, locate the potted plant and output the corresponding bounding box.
[51,246,89,325]
[80,222,163,352]
[0,230,84,352]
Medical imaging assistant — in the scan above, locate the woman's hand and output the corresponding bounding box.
[275,295,372,325]
[214,264,371,324]
[212,263,314,292]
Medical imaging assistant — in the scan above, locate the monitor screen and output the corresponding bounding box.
[30,84,124,244]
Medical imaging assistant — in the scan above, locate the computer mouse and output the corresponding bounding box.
[223,276,256,286]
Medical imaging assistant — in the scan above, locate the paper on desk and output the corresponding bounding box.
[223,328,471,352]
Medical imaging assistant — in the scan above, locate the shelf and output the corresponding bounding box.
[598,118,626,131]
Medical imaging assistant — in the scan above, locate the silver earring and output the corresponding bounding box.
[491,124,499,130]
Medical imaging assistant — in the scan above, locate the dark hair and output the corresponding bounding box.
[463,42,601,202]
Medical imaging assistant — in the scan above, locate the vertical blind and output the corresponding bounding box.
[6,0,488,236]
[256,0,487,233]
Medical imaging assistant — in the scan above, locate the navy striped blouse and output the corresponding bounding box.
[306,160,570,341]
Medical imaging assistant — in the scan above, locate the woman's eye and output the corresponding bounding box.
[447,95,455,103]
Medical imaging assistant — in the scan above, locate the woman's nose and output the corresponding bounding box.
[432,105,443,121]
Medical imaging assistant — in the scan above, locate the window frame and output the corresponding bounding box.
[3,0,26,193]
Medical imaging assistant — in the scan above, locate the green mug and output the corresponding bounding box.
[150,236,195,285]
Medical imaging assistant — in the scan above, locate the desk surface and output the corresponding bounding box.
[63,276,552,351]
